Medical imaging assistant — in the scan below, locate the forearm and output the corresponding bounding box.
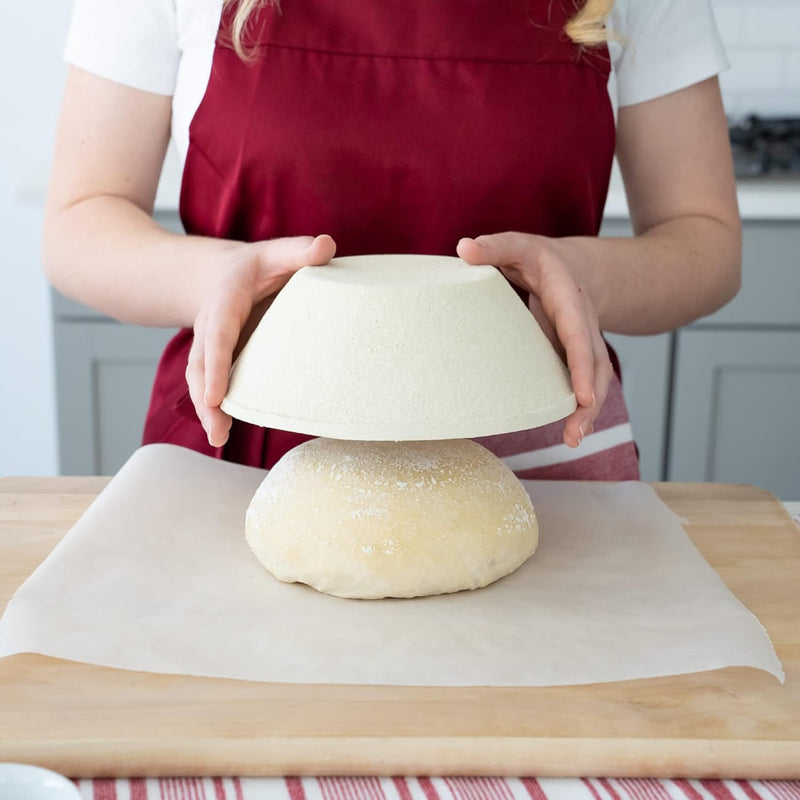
[559,214,742,335]
[43,195,250,328]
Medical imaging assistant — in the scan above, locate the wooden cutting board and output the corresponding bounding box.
[0,478,798,779]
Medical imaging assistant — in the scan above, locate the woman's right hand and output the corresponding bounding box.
[186,234,337,447]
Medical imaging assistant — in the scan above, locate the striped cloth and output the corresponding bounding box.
[71,508,800,800]
[477,366,639,481]
[73,776,800,800]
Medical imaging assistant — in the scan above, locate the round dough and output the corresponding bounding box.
[245,437,538,599]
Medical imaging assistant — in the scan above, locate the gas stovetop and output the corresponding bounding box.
[729,115,800,179]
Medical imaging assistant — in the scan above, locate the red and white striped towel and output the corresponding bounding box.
[73,776,800,800]
[476,367,639,480]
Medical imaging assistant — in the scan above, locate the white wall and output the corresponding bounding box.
[712,0,800,116]
[0,3,70,476]
[0,0,797,477]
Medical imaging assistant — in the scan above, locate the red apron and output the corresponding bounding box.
[143,0,640,480]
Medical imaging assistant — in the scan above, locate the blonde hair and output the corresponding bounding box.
[564,0,615,47]
[224,0,614,59]
[224,0,277,58]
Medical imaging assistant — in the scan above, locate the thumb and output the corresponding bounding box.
[456,235,493,265]
[257,234,337,275]
[456,232,532,269]
[302,233,337,266]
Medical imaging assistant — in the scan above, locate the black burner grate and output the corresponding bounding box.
[729,115,800,179]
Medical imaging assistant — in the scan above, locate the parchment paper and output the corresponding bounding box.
[0,444,784,686]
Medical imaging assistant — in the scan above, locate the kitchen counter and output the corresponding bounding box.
[149,153,800,220]
[17,149,800,221]
[603,164,800,220]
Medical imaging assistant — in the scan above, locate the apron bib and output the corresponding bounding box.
[143,0,640,480]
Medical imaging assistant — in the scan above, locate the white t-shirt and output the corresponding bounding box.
[64,0,728,170]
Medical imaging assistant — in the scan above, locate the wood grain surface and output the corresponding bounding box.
[0,478,798,778]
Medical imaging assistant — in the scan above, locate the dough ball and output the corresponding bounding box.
[245,437,538,599]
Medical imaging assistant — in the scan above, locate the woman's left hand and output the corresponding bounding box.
[457,232,612,448]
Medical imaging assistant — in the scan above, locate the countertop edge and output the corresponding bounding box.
[16,157,800,221]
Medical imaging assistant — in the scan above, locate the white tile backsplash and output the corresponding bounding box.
[712,6,743,43]
[712,0,800,117]
[786,52,800,88]
[719,49,784,90]
[741,5,800,46]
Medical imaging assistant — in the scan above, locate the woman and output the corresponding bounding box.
[43,0,741,479]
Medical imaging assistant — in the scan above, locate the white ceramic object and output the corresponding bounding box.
[222,254,576,440]
[0,764,81,800]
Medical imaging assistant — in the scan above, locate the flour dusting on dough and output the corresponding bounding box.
[245,438,538,599]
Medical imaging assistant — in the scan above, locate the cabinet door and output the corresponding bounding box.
[668,329,800,500]
[604,333,672,482]
[587,220,673,481]
[55,322,178,475]
[698,222,800,327]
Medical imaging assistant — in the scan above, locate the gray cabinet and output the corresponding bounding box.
[53,318,177,475]
[600,219,672,482]
[605,332,673,482]
[52,210,181,475]
[601,218,800,496]
[668,329,800,499]
[666,221,800,499]
[697,222,800,327]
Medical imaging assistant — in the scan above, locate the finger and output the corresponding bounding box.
[188,319,232,447]
[196,305,234,446]
[234,294,275,362]
[456,232,530,266]
[203,283,253,408]
[459,234,599,447]
[550,294,596,412]
[457,233,544,289]
[193,325,233,447]
[495,262,530,293]
[562,316,612,446]
[532,277,595,448]
[589,333,614,423]
[256,234,337,288]
[186,319,211,433]
[508,257,595,445]
[562,355,611,447]
[527,294,563,357]
[205,404,233,448]
[305,233,337,264]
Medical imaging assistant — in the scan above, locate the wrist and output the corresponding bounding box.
[219,240,264,295]
[549,236,609,324]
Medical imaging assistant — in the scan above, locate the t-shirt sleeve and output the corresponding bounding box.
[609,0,729,108]
[64,0,180,96]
